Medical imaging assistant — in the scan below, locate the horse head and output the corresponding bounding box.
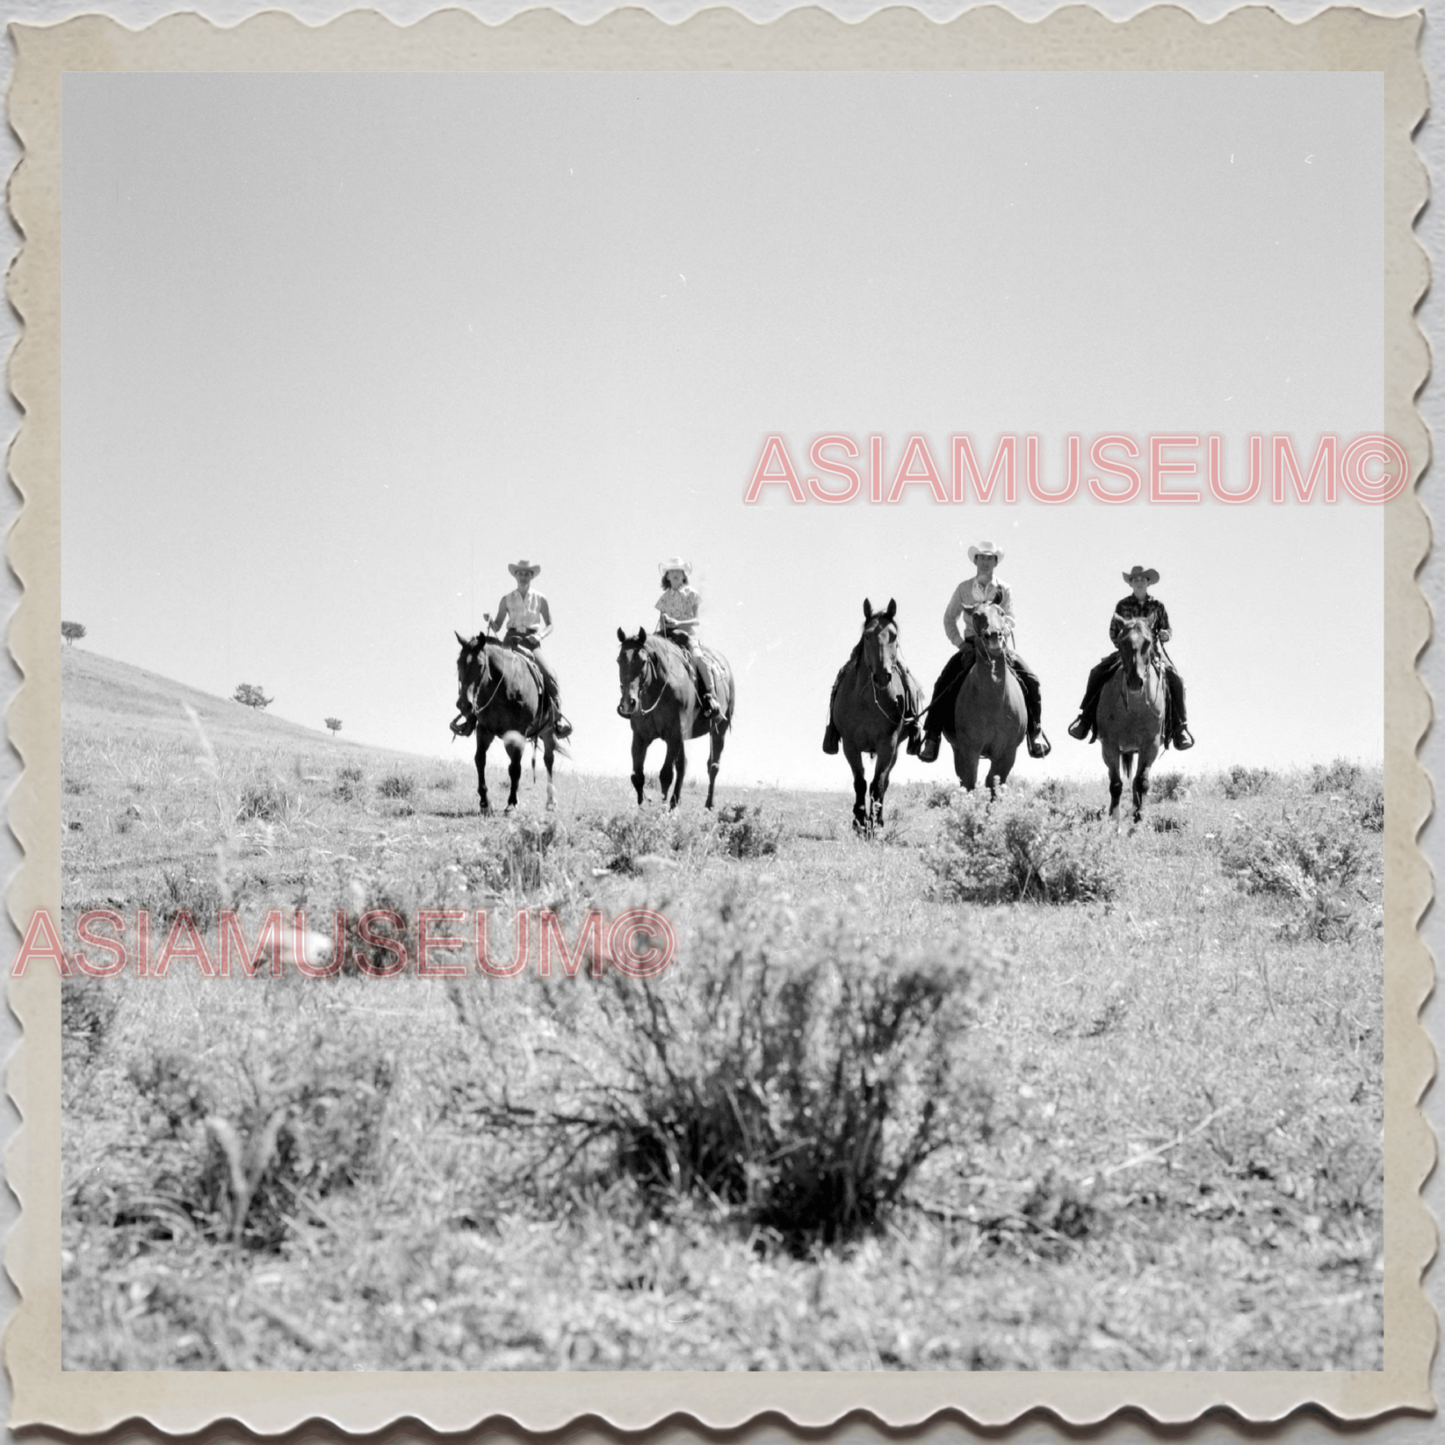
[970,603,1011,675]
[455,630,486,706]
[1112,613,1157,691]
[860,598,899,686]
[615,626,651,717]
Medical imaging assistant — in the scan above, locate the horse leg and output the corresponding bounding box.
[474,731,492,814]
[871,737,898,829]
[1133,742,1158,825]
[659,751,674,803]
[990,746,1018,798]
[631,732,649,806]
[667,737,687,810]
[543,735,556,811]
[1103,746,1124,823]
[842,740,868,831]
[504,736,523,811]
[705,722,726,810]
[954,745,980,792]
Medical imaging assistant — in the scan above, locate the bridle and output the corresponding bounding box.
[859,620,904,724]
[621,642,668,716]
[459,639,508,720]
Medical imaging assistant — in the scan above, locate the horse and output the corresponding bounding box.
[616,627,734,809]
[947,602,1028,795]
[828,598,921,832]
[1095,613,1167,825]
[453,631,559,813]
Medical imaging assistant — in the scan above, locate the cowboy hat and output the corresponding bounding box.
[1122,566,1160,585]
[967,541,1004,563]
[507,559,541,578]
[658,556,692,579]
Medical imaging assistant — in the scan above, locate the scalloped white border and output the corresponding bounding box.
[3,5,1433,1433]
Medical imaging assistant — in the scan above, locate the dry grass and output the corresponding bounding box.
[59,707,1385,1371]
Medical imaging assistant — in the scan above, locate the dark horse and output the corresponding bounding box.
[828,598,922,832]
[949,602,1027,795]
[1096,613,1166,825]
[453,632,559,813]
[616,627,734,809]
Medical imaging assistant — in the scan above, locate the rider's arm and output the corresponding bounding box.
[534,595,554,643]
[490,595,512,635]
[995,582,1016,630]
[1151,600,1172,645]
[1108,599,1130,645]
[943,583,968,650]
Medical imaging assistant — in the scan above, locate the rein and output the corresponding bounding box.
[626,647,669,716]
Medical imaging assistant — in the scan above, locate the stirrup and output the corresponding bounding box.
[1028,729,1052,760]
[551,712,574,739]
[1172,727,1194,751]
[1067,714,1090,742]
[450,712,476,738]
[919,734,941,763]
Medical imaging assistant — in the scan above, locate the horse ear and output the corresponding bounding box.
[455,631,468,647]
[617,627,627,643]
[885,598,897,620]
[634,627,647,645]
[862,598,873,619]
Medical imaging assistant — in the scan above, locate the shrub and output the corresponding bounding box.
[923,785,955,810]
[598,810,711,875]
[1312,758,1362,795]
[236,780,293,823]
[377,772,416,800]
[1220,765,1274,800]
[1358,786,1385,833]
[1220,811,1364,901]
[928,793,1120,904]
[713,803,784,859]
[478,891,996,1244]
[338,765,364,783]
[62,977,120,1063]
[1151,771,1188,803]
[157,869,226,931]
[128,1033,395,1250]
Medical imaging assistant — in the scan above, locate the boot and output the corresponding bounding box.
[552,711,574,739]
[903,716,922,755]
[1067,713,1091,742]
[1173,725,1194,751]
[1028,727,1052,760]
[822,723,840,755]
[919,733,941,764]
[450,712,476,738]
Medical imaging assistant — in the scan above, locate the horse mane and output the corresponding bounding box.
[642,633,694,692]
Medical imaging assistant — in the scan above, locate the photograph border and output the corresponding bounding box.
[5,4,1433,1432]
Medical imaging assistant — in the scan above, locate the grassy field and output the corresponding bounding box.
[59,649,1385,1371]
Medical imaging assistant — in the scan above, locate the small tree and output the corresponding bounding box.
[324,717,342,735]
[61,621,86,647]
[233,684,273,710]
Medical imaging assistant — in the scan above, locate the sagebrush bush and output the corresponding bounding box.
[337,765,364,783]
[598,809,712,874]
[1359,786,1385,833]
[156,869,227,931]
[475,890,996,1244]
[713,803,784,859]
[927,793,1119,904]
[1151,771,1188,803]
[61,977,120,1064]
[127,1031,395,1250]
[1219,764,1274,800]
[1312,758,1362,795]
[377,772,416,800]
[236,779,294,823]
[1220,811,1364,901]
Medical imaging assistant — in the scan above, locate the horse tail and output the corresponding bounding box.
[1120,751,1136,778]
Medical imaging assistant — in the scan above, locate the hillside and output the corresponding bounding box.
[61,647,366,752]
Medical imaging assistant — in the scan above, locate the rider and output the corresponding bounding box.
[1067,565,1193,750]
[486,557,573,739]
[655,556,726,729]
[918,541,1051,763]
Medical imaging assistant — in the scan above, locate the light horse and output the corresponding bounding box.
[616,626,734,810]
[829,598,921,832]
[948,602,1028,795]
[1095,613,1167,825]
[453,632,559,813]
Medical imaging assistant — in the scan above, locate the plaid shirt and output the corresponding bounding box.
[1109,594,1172,646]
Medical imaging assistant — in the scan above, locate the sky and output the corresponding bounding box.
[61,70,1386,791]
